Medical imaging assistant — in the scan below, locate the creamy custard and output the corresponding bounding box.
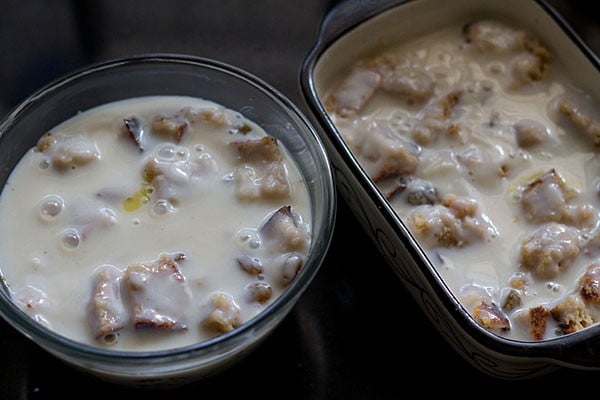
[0,95,311,351]
[324,19,600,341]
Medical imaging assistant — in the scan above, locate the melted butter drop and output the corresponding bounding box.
[123,185,153,212]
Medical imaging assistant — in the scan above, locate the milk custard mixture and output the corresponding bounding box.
[0,96,311,351]
[325,19,600,341]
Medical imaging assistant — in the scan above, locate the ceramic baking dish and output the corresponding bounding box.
[300,0,600,379]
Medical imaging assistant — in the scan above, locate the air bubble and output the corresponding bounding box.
[222,172,234,182]
[157,145,176,160]
[100,207,117,226]
[554,327,563,336]
[176,148,189,159]
[236,228,261,249]
[61,229,81,250]
[31,257,43,270]
[38,195,65,221]
[102,332,119,345]
[150,199,175,216]
[546,282,560,293]
[39,159,50,170]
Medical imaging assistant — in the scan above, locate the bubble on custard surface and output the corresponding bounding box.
[102,332,119,346]
[554,327,564,336]
[198,152,211,161]
[30,256,45,271]
[100,207,118,226]
[38,194,65,221]
[38,158,51,170]
[236,228,261,249]
[60,228,81,250]
[150,199,176,216]
[222,172,234,182]
[157,144,176,161]
[175,146,190,160]
[546,281,561,293]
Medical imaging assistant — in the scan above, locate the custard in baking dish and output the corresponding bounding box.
[324,18,600,341]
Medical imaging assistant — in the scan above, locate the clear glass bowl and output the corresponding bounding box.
[0,54,336,387]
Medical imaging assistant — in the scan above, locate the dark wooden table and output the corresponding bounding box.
[0,1,598,398]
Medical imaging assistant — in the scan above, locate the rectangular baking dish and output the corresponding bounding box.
[300,0,600,379]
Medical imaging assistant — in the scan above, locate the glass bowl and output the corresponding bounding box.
[0,54,336,387]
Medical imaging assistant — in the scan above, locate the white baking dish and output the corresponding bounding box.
[300,0,600,379]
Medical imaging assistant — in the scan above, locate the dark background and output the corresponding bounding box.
[0,1,598,398]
